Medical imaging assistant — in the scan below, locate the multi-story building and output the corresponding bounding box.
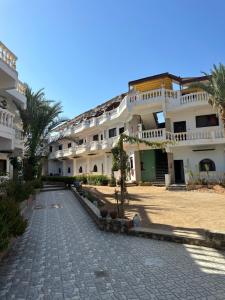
[47,72,225,185]
[0,42,26,178]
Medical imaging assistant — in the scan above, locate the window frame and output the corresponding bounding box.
[199,159,216,172]
[196,114,219,128]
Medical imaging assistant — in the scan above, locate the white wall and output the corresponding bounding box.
[173,145,225,180]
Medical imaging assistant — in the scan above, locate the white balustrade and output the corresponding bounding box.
[0,42,17,70]
[140,129,224,144]
[17,81,26,95]
[180,92,208,105]
[0,107,14,128]
[140,128,165,140]
[14,128,23,140]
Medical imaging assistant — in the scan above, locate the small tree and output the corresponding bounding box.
[112,133,169,218]
[15,85,67,180]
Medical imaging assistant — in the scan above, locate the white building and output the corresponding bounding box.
[0,42,26,178]
[47,73,225,185]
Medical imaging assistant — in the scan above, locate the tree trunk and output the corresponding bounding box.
[119,137,126,218]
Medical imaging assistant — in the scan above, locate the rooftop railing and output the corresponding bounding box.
[0,42,17,70]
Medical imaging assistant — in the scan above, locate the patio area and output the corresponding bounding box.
[84,185,225,233]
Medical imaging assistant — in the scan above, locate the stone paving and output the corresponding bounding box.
[0,190,225,300]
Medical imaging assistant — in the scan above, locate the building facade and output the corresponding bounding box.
[0,42,26,178]
[47,73,225,185]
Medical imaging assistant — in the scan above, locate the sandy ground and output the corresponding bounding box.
[85,185,225,232]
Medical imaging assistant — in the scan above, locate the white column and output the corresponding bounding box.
[73,159,77,176]
[104,154,108,175]
[87,156,90,174]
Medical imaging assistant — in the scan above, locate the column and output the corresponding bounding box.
[73,158,77,176]
[167,152,175,184]
[104,153,109,175]
[86,156,91,174]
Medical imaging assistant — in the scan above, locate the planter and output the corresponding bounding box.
[100,209,108,218]
[109,210,117,219]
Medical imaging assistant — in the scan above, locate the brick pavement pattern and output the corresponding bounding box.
[0,190,225,300]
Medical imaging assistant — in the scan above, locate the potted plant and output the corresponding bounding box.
[100,208,108,218]
[109,210,117,219]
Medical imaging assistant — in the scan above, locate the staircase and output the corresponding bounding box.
[155,150,168,183]
[41,184,66,192]
[167,184,187,191]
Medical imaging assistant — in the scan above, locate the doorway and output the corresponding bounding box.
[174,160,185,183]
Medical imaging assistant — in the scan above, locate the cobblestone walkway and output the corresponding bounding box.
[0,190,225,299]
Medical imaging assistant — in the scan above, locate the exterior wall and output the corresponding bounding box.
[47,78,225,185]
[173,145,225,182]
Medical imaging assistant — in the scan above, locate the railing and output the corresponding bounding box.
[0,42,17,70]
[14,128,23,140]
[140,128,225,143]
[0,107,14,127]
[50,89,211,141]
[180,92,208,105]
[17,81,26,95]
[170,129,224,141]
[140,128,165,139]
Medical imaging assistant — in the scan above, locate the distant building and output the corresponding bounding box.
[47,72,225,185]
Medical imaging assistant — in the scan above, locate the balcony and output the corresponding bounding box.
[90,141,100,151]
[139,128,225,146]
[14,128,24,149]
[0,107,14,141]
[6,80,27,109]
[0,42,18,90]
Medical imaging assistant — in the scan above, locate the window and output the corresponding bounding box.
[58,168,61,174]
[68,167,71,173]
[199,159,216,172]
[93,134,99,141]
[68,143,72,148]
[58,145,62,150]
[49,146,52,152]
[154,111,165,128]
[109,128,117,138]
[78,139,83,145]
[93,165,98,172]
[79,166,83,173]
[119,127,125,134]
[196,114,219,128]
[130,157,134,169]
[100,134,103,140]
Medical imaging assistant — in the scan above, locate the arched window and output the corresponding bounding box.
[93,165,98,172]
[79,166,83,173]
[199,159,216,172]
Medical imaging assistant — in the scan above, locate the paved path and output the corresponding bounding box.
[0,190,225,300]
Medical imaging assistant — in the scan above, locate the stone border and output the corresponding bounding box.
[71,187,132,233]
[71,186,225,250]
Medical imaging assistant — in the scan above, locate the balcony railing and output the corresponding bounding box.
[0,107,14,128]
[0,42,17,70]
[17,81,26,95]
[140,128,225,144]
[50,88,211,141]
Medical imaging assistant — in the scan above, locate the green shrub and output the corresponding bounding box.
[32,179,43,189]
[41,175,109,186]
[0,199,27,251]
[4,180,34,203]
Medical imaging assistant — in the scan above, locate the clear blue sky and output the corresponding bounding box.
[1,0,225,118]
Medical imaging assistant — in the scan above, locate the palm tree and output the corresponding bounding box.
[112,133,169,218]
[190,63,225,130]
[16,85,66,180]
